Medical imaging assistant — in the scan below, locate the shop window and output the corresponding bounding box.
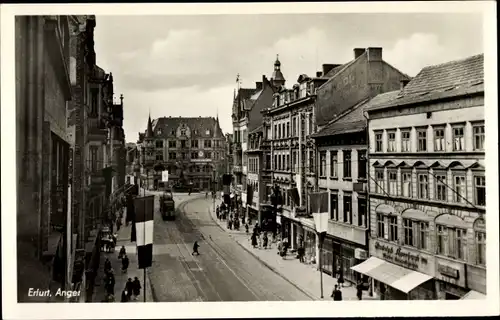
[474,175,486,206]
[155,140,163,148]
[377,213,385,238]
[388,171,397,196]
[401,171,412,197]
[434,127,445,151]
[343,194,352,224]
[375,131,383,152]
[387,131,396,152]
[401,130,411,152]
[437,225,468,260]
[417,129,427,152]
[475,231,486,265]
[403,219,429,249]
[418,172,429,199]
[343,151,351,178]
[357,150,367,179]
[358,198,367,227]
[435,172,447,201]
[330,192,338,220]
[453,125,465,151]
[453,174,467,204]
[330,151,338,178]
[473,123,485,151]
[319,152,327,176]
[375,169,384,194]
[388,216,398,242]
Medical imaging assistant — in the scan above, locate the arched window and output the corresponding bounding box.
[435,214,468,261]
[402,209,431,250]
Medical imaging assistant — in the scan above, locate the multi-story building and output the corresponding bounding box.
[16,15,74,302]
[138,116,225,191]
[357,54,485,300]
[232,68,277,207]
[246,126,266,222]
[312,91,401,284]
[223,133,233,175]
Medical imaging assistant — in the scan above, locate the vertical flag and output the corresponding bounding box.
[134,195,155,269]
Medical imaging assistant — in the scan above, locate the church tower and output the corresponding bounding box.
[271,54,286,88]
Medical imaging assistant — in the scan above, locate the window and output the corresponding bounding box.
[89,146,98,171]
[292,118,297,136]
[330,151,338,178]
[377,214,385,238]
[401,130,411,152]
[389,216,398,242]
[434,127,445,151]
[157,129,162,135]
[388,171,397,196]
[453,126,465,151]
[204,140,212,148]
[191,152,198,159]
[437,225,467,260]
[476,231,486,265]
[418,173,429,199]
[357,150,367,179]
[375,132,383,152]
[169,141,176,148]
[286,122,290,137]
[277,155,281,170]
[417,129,427,151]
[401,171,412,197]
[473,123,485,150]
[156,154,163,161]
[286,154,290,171]
[155,140,163,148]
[308,115,313,135]
[454,175,466,203]
[274,125,277,139]
[180,140,186,148]
[343,194,352,224]
[171,129,176,136]
[435,173,447,201]
[319,152,327,176]
[358,198,367,227]
[206,129,211,135]
[301,117,305,138]
[403,219,429,249]
[169,152,176,160]
[278,124,281,139]
[274,155,277,170]
[375,169,384,194]
[282,123,286,138]
[343,151,351,178]
[292,151,297,172]
[330,193,338,220]
[309,150,315,174]
[387,131,396,152]
[206,152,211,159]
[474,176,486,206]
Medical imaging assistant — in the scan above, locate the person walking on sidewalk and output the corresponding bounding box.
[356,279,363,300]
[331,285,343,301]
[192,241,200,255]
[125,278,134,300]
[121,254,129,273]
[121,289,129,302]
[105,270,115,297]
[263,232,268,249]
[251,232,258,248]
[104,258,112,274]
[132,277,141,300]
[118,246,126,259]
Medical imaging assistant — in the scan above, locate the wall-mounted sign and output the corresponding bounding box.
[162,170,169,182]
[438,263,459,279]
[374,241,428,270]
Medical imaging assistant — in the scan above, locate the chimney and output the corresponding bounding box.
[367,47,383,61]
[354,48,365,59]
[316,71,323,77]
[255,82,263,90]
[400,78,410,90]
[322,64,336,75]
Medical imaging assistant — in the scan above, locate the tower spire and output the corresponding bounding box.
[146,111,153,138]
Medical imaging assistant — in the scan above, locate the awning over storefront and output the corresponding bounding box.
[351,257,433,294]
[460,290,487,300]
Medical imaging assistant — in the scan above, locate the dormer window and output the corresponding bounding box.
[206,129,210,135]
[157,129,162,135]
[171,129,175,135]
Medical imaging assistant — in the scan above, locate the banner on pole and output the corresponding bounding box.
[246,184,253,205]
[288,188,300,206]
[162,170,169,182]
[309,192,329,214]
[134,195,155,269]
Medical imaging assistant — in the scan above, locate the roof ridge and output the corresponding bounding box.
[419,53,483,71]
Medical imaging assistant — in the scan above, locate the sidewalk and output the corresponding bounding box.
[205,199,376,301]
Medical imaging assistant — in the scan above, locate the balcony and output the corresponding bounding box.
[86,159,106,187]
[86,117,108,143]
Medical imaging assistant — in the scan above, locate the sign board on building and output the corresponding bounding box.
[373,241,429,271]
[355,248,368,260]
[162,171,169,182]
[438,263,459,279]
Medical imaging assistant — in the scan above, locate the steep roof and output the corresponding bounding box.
[313,90,400,138]
[144,116,224,139]
[368,54,484,112]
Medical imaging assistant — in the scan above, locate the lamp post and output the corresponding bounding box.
[313,210,328,299]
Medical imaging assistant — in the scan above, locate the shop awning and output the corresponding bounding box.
[351,257,433,294]
[461,290,486,300]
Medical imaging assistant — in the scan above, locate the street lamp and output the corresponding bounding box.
[313,209,328,299]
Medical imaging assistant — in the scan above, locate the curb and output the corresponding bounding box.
[202,200,317,301]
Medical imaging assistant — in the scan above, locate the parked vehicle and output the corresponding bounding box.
[160,189,175,220]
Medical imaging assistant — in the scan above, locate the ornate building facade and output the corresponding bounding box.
[138,116,226,191]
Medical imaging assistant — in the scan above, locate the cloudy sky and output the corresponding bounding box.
[93,13,483,143]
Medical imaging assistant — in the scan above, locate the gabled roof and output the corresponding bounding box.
[313,90,400,138]
[144,116,224,139]
[368,54,484,112]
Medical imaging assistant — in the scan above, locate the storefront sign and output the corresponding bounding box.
[374,241,428,270]
[438,264,459,279]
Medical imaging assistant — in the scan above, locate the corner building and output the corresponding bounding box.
[357,54,486,300]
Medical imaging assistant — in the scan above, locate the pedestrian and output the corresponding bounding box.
[132,276,141,300]
[251,233,258,248]
[121,254,129,273]
[216,206,220,220]
[298,246,305,263]
[125,278,134,299]
[337,270,345,287]
[263,233,268,249]
[356,280,363,300]
[104,258,112,274]
[121,289,128,302]
[245,223,249,234]
[192,241,200,255]
[118,245,126,259]
[331,285,343,301]
[106,270,115,296]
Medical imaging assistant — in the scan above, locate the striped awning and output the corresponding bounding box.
[351,257,432,293]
